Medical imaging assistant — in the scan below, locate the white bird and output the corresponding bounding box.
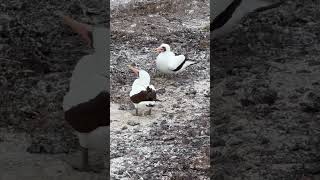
[155,44,196,75]
[128,65,159,116]
[61,15,109,172]
[211,0,283,39]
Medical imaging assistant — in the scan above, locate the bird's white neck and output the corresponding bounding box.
[160,51,172,56]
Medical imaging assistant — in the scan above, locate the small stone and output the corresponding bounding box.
[228,137,243,146]
[0,14,12,24]
[172,104,180,108]
[127,120,140,126]
[296,69,311,73]
[168,113,174,119]
[160,120,167,125]
[186,89,197,95]
[162,135,175,141]
[157,88,166,94]
[211,137,225,147]
[133,128,140,133]
[118,104,128,110]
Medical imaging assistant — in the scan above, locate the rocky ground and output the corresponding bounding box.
[0,0,210,179]
[3,0,318,179]
[211,1,320,179]
[110,0,210,179]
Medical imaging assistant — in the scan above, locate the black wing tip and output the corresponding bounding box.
[255,1,285,13]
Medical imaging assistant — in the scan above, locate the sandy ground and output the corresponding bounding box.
[0,128,107,180]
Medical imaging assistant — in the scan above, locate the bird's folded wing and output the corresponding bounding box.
[130,83,146,97]
[130,90,156,104]
[168,55,185,70]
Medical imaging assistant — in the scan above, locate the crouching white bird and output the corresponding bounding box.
[211,0,284,39]
[62,15,109,172]
[155,44,196,75]
[128,65,159,116]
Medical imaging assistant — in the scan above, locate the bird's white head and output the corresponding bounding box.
[128,64,139,76]
[62,15,93,48]
[155,43,171,54]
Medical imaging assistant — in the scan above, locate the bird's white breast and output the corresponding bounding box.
[129,70,151,97]
[63,27,108,111]
[63,55,107,111]
[77,126,109,152]
[156,52,175,74]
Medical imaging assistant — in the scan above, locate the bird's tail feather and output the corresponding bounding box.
[185,61,197,66]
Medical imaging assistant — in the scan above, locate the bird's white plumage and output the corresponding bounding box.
[129,70,151,97]
[63,27,108,150]
[156,44,195,74]
[134,101,155,111]
[77,126,109,151]
[63,27,108,111]
[168,55,185,70]
[129,70,157,111]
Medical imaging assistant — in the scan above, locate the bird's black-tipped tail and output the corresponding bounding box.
[255,1,285,13]
[185,60,198,67]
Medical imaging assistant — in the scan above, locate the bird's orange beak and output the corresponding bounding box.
[128,65,139,76]
[155,47,162,53]
[62,15,92,47]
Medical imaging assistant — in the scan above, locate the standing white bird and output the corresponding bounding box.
[61,15,109,172]
[128,65,159,116]
[211,0,283,38]
[155,44,196,75]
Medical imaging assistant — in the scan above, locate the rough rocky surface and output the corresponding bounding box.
[110,0,210,179]
[0,0,210,179]
[4,0,319,179]
[211,1,320,179]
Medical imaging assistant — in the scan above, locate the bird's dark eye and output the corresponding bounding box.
[162,47,166,51]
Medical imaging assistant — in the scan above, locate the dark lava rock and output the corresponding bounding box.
[296,69,312,74]
[162,135,175,141]
[186,89,197,95]
[127,120,140,126]
[160,120,167,125]
[213,115,230,126]
[295,87,310,94]
[118,104,131,110]
[300,90,320,113]
[228,137,243,146]
[172,104,180,109]
[241,87,278,106]
[211,137,226,148]
[222,90,235,96]
[157,88,166,94]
